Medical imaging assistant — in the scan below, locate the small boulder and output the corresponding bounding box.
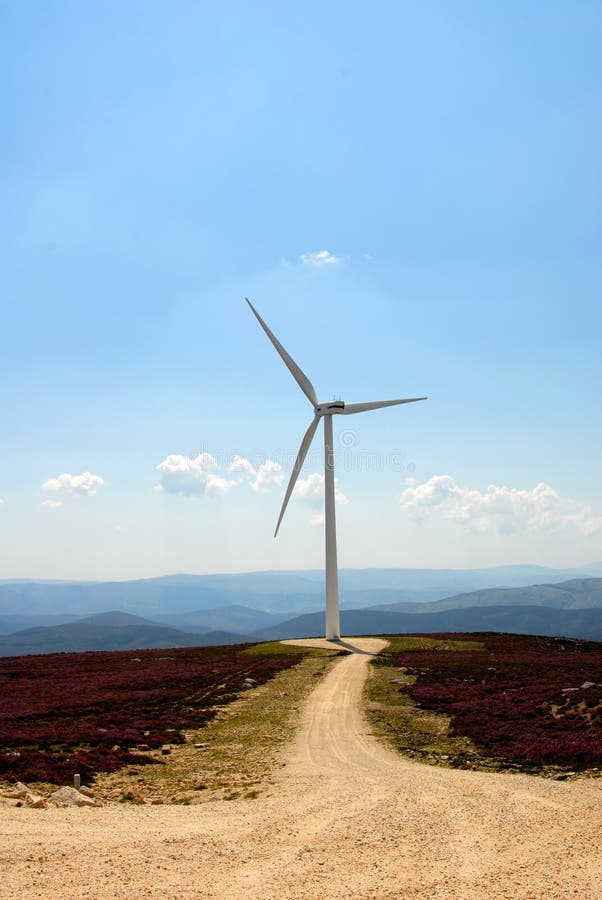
[25,792,47,809]
[49,786,95,808]
[1,781,29,799]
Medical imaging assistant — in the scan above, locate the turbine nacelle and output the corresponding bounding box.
[315,401,345,416]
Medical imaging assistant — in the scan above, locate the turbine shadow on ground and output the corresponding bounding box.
[333,638,379,656]
[283,637,381,656]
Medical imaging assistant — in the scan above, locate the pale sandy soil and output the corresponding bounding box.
[1,637,601,899]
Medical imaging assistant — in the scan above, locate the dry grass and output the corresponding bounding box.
[92,643,341,805]
[365,635,488,770]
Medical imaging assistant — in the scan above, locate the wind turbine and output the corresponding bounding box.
[246,298,426,641]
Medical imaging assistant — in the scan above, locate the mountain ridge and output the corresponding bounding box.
[1,564,600,617]
[252,605,602,642]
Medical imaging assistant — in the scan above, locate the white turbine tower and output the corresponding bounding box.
[247,298,426,641]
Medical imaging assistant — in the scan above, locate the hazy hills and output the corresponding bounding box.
[254,604,602,643]
[0,611,244,656]
[150,605,287,634]
[372,578,602,614]
[254,578,602,642]
[0,568,600,655]
[0,564,598,618]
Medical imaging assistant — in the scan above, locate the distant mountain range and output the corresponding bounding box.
[0,611,244,656]
[1,564,599,619]
[252,578,602,642]
[253,603,602,643]
[0,571,600,655]
[371,578,602,613]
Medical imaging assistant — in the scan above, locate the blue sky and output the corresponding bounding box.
[1,1,600,579]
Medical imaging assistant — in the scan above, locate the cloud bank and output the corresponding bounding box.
[400,475,602,535]
[156,453,348,528]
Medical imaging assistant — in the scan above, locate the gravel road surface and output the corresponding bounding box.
[2,638,600,899]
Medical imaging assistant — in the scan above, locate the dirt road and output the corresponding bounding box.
[2,638,600,899]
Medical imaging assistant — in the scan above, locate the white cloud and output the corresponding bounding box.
[400,475,602,536]
[157,452,286,499]
[205,475,236,496]
[250,460,284,493]
[228,455,256,476]
[156,453,231,496]
[42,471,104,496]
[41,499,62,509]
[294,472,325,506]
[156,453,234,497]
[0,498,4,507]
[294,473,349,507]
[293,473,348,526]
[227,456,284,492]
[299,249,342,267]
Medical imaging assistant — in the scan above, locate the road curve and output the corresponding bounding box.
[1,637,600,899]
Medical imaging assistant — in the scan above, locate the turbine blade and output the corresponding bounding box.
[246,298,318,406]
[274,416,320,537]
[341,397,427,415]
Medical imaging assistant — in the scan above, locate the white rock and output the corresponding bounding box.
[48,786,96,807]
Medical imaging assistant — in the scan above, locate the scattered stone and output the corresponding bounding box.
[244,678,257,685]
[1,781,29,799]
[161,747,171,755]
[48,786,96,807]
[25,792,47,809]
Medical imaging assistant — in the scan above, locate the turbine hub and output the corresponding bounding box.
[315,401,345,416]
